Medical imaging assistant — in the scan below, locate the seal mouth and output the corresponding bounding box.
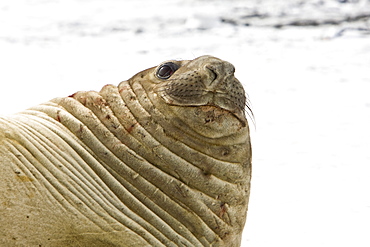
[157,89,248,127]
[204,91,248,127]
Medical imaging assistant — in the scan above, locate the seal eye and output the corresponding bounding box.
[156,62,179,79]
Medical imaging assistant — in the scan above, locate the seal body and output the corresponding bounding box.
[0,55,252,247]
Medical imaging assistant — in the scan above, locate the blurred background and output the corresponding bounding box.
[1,0,369,246]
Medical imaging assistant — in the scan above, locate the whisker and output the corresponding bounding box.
[244,91,256,127]
[244,100,256,129]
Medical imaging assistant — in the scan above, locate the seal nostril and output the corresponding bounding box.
[206,66,218,82]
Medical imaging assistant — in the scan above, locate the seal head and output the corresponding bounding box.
[130,55,250,139]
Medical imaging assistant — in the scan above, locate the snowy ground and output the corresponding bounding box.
[1,0,370,246]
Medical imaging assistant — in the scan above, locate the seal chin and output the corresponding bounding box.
[200,105,247,128]
[227,108,247,127]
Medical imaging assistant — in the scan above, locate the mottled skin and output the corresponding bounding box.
[0,56,252,246]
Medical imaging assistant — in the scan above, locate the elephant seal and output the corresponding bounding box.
[0,55,252,247]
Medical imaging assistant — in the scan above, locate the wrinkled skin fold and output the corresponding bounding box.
[0,55,252,247]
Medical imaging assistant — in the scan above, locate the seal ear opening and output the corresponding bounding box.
[156,62,179,79]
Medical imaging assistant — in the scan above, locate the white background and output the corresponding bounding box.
[1,0,370,246]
